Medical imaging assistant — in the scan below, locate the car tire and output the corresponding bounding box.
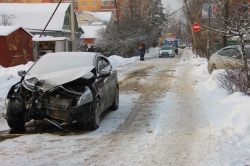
[110,86,119,110]
[6,99,25,130]
[89,98,101,130]
[211,65,217,73]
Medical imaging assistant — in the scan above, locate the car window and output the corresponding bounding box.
[232,48,241,58]
[97,58,105,72]
[97,57,111,72]
[219,48,233,57]
[161,46,172,50]
[245,48,250,58]
[101,58,112,71]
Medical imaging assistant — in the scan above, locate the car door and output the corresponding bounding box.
[230,47,242,67]
[103,59,117,106]
[96,56,111,112]
[217,47,233,69]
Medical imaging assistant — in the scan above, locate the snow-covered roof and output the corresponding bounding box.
[0,3,70,31]
[33,37,70,42]
[85,11,112,22]
[81,25,107,39]
[0,26,33,36]
[32,34,70,41]
[89,22,104,26]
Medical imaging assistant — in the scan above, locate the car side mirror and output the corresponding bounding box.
[232,54,241,59]
[17,70,26,77]
[97,71,111,79]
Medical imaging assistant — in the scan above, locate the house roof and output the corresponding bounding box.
[0,3,70,31]
[33,36,70,41]
[0,26,33,36]
[85,11,112,22]
[80,25,107,39]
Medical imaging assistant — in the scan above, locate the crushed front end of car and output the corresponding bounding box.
[6,74,96,130]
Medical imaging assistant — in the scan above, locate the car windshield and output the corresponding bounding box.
[161,46,172,50]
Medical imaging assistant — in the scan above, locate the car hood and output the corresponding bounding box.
[22,53,95,92]
[23,66,94,92]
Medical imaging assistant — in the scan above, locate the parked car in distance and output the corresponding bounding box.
[159,45,176,58]
[6,52,119,130]
[207,45,250,74]
[178,42,186,49]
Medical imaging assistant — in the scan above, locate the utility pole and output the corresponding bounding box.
[178,21,181,40]
[70,0,76,52]
[222,0,228,48]
[40,0,62,38]
[114,0,119,26]
[208,4,211,59]
[184,0,197,57]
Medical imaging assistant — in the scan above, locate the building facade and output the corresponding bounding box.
[0,26,34,67]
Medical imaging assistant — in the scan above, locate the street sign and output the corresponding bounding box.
[202,3,217,18]
[193,23,200,32]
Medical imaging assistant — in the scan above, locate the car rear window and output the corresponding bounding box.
[161,46,172,50]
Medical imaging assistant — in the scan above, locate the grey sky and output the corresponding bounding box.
[161,0,182,11]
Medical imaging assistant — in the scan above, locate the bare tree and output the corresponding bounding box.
[94,0,167,57]
[0,13,16,26]
[184,0,250,95]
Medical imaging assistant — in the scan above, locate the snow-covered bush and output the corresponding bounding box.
[94,1,166,57]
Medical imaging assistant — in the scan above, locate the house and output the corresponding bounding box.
[0,26,34,67]
[0,3,83,37]
[80,25,107,45]
[76,10,112,26]
[32,36,71,60]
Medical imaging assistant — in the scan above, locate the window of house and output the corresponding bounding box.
[112,0,115,6]
[122,2,128,6]
[92,2,97,7]
[74,2,78,7]
[64,16,69,26]
[83,2,86,7]
[101,0,110,6]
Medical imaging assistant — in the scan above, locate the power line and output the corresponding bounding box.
[166,6,184,17]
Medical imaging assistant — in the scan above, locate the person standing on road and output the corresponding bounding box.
[139,43,146,61]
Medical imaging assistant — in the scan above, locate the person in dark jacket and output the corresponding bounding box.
[88,46,95,52]
[139,43,146,61]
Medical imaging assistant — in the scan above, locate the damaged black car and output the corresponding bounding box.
[5,52,119,130]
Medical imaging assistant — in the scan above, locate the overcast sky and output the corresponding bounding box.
[161,0,182,11]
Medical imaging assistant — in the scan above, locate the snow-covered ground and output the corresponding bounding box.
[0,48,250,165]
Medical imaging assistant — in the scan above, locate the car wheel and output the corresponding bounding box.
[110,86,119,110]
[211,65,217,73]
[89,98,101,130]
[6,99,25,130]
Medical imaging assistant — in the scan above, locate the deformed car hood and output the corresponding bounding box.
[23,66,95,92]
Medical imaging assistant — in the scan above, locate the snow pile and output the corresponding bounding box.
[108,47,159,67]
[184,50,250,138]
[0,62,33,97]
[108,55,137,67]
[145,47,160,58]
[216,92,250,137]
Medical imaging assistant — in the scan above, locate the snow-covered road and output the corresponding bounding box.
[0,49,250,165]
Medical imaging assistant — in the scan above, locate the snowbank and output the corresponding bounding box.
[183,50,250,138]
